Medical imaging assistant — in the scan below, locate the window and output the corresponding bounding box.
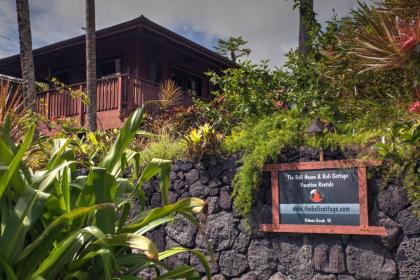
[148,60,162,83]
[97,58,121,77]
[50,68,72,84]
[170,67,201,97]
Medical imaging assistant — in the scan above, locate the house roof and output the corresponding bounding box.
[0,15,236,68]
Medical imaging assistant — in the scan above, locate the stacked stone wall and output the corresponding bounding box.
[140,149,419,280]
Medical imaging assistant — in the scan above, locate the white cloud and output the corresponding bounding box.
[0,0,362,66]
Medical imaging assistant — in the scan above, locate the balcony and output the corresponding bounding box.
[36,74,193,131]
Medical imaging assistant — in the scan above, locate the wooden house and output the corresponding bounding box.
[0,15,234,131]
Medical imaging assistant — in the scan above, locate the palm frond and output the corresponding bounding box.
[159,80,182,110]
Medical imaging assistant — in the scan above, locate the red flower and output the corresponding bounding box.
[397,16,420,52]
[273,101,284,109]
[401,35,417,51]
[409,101,420,114]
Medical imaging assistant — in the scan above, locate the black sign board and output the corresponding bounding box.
[259,160,387,236]
[279,168,359,226]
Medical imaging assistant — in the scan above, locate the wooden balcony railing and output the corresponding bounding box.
[36,74,193,127]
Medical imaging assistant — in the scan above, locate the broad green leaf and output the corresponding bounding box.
[155,265,200,280]
[45,137,73,170]
[123,198,205,233]
[16,205,110,263]
[0,187,50,263]
[91,168,116,235]
[34,161,76,192]
[135,216,174,235]
[68,249,111,271]
[117,202,131,233]
[31,226,107,279]
[101,106,144,175]
[0,254,17,280]
[159,247,212,280]
[0,125,34,198]
[135,158,172,205]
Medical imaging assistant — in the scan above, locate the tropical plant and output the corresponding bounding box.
[376,119,420,203]
[350,3,420,73]
[185,123,223,161]
[0,77,25,139]
[347,1,420,108]
[159,79,182,110]
[0,106,210,279]
[214,36,251,63]
[206,60,283,123]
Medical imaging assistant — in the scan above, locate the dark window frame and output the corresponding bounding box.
[97,56,123,78]
[49,67,72,85]
[169,65,202,97]
[148,59,163,83]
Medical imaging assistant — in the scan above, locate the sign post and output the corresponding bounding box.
[259,160,387,236]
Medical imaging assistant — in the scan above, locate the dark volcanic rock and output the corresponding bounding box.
[164,237,190,268]
[204,275,225,280]
[312,274,336,280]
[272,236,315,280]
[185,169,200,185]
[233,232,250,253]
[210,166,224,178]
[150,192,161,207]
[137,155,413,279]
[189,181,209,197]
[209,178,223,188]
[165,214,197,247]
[145,229,165,252]
[268,272,288,280]
[190,249,220,274]
[369,204,401,249]
[247,203,272,238]
[180,161,193,171]
[337,276,356,280]
[206,196,220,214]
[396,237,420,280]
[240,272,258,280]
[346,237,397,280]
[219,190,232,209]
[219,250,249,277]
[198,211,238,251]
[397,206,420,236]
[313,236,346,274]
[247,239,277,280]
[377,185,409,217]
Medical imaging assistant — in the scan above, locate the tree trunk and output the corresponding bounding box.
[15,0,36,111]
[86,0,97,131]
[298,0,314,58]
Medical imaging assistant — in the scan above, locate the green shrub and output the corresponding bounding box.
[0,107,210,279]
[138,133,187,167]
[225,108,419,218]
[224,109,307,217]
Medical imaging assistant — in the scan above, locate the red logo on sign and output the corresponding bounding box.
[310,189,324,203]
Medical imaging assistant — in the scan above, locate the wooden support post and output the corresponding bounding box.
[79,85,85,127]
[358,167,369,229]
[272,170,280,225]
[118,75,124,118]
[46,91,50,119]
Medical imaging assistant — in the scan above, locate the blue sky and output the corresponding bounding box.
[0,0,364,66]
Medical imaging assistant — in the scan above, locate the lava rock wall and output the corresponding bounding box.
[140,149,419,280]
